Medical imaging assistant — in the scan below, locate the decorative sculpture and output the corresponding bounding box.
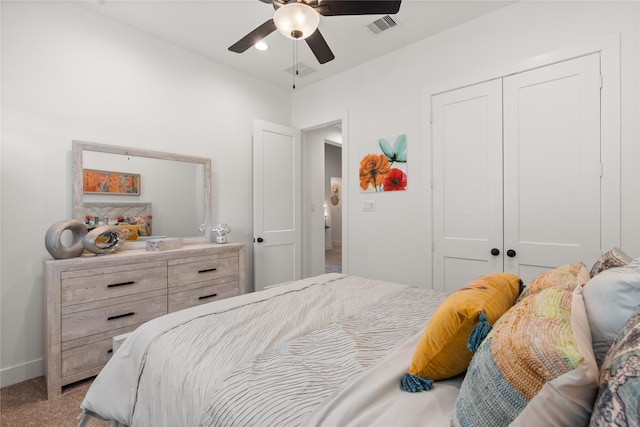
[44,219,87,259]
[82,226,127,255]
[212,223,231,244]
[45,220,127,259]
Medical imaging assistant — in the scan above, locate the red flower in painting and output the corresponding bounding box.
[383,168,407,191]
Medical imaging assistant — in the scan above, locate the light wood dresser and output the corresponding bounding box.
[43,242,245,399]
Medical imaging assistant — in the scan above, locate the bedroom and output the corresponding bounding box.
[1,0,639,422]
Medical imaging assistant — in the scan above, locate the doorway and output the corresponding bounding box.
[300,120,344,278]
[325,141,342,273]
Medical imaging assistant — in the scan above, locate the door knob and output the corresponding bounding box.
[257,237,264,243]
[491,248,500,256]
[506,249,517,258]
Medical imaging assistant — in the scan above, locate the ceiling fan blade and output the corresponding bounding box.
[228,19,277,53]
[314,0,401,16]
[305,29,335,64]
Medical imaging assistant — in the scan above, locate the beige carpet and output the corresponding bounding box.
[1,376,109,427]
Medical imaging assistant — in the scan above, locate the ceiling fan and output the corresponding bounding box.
[228,0,402,65]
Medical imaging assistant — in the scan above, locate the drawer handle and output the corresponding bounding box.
[108,281,135,288]
[107,312,135,321]
[198,293,218,301]
[198,268,217,274]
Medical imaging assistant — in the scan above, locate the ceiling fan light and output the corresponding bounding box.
[254,41,269,51]
[273,3,320,40]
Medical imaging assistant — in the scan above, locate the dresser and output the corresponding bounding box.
[43,242,245,399]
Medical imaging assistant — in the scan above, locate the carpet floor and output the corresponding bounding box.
[1,376,109,427]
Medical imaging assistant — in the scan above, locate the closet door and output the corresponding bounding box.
[503,53,601,284]
[432,79,503,293]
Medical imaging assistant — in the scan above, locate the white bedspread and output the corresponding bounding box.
[80,274,460,427]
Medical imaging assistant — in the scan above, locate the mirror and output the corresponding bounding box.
[72,140,212,246]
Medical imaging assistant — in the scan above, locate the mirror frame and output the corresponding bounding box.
[72,140,212,244]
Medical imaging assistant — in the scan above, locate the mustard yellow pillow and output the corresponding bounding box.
[400,273,522,392]
[115,225,140,241]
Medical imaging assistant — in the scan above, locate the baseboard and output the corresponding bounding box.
[0,358,43,388]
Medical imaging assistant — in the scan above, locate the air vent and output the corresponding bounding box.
[283,62,317,78]
[366,15,398,35]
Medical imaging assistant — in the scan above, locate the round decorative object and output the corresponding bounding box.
[82,226,127,255]
[330,183,341,206]
[44,219,88,259]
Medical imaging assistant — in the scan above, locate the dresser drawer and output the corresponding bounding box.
[61,261,167,306]
[61,335,113,379]
[61,294,167,342]
[168,254,238,287]
[61,323,141,380]
[168,278,239,312]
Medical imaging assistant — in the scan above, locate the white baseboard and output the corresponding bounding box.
[0,358,43,388]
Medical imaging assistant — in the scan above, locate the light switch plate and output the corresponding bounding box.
[362,200,376,211]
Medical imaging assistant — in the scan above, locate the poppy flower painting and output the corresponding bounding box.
[359,134,407,192]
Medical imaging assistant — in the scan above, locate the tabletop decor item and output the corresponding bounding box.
[44,219,88,259]
[145,237,184,252]
[212,223,231,244]
[82,226,127,255]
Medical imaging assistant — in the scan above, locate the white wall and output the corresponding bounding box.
[0,1,291,386]
[293,1,640,288]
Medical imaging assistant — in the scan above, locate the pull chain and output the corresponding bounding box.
[292,39,298,89]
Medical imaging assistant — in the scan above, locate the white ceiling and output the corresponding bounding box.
[79,0,514,90]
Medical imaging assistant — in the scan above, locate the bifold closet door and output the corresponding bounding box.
[502,53,602,283]
[432,79,503,293]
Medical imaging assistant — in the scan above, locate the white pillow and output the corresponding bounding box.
[583,265,640,366]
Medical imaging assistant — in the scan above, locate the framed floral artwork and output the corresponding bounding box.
[83,169,140,195]
[359,134,407,192]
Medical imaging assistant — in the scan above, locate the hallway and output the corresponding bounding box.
[325,244,342,273]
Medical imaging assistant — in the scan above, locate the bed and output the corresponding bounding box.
[78,250,640,427]
[78,274,461,426]
[82,202,153,240]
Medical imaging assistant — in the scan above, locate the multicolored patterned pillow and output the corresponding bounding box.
[518,262,590,301]
[453,284,599,426]
[589,309,640,426]
[590,247,632,277]
[400,273,522,392]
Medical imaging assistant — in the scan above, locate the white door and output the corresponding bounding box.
[432,54,602,293]
[253,119,302,291]
[503,53,602,284]
[432,79,504,293]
